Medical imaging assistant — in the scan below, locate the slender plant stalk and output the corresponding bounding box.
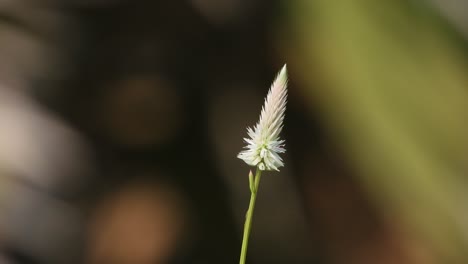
[239,169,262,264]
[237,65,288,263]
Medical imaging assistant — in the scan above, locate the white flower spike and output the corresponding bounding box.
[238,64,288,171]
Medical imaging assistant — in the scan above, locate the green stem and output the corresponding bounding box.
[239,169,262,264]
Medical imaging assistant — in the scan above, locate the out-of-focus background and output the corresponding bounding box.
[1,0,468,263]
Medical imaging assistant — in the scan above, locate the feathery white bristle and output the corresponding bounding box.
[238,64,288,171]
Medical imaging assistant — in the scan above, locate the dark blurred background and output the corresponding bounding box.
[1,0,468,264]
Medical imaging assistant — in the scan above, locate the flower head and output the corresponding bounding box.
[238,64,288,171]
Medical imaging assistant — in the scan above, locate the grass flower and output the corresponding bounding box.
[238,64,288,171]
[237,64,288,264]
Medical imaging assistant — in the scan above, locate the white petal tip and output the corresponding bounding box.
[281,63,287,73]
[278,64,287,81]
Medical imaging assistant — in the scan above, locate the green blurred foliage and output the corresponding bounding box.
[292,0,468,261]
